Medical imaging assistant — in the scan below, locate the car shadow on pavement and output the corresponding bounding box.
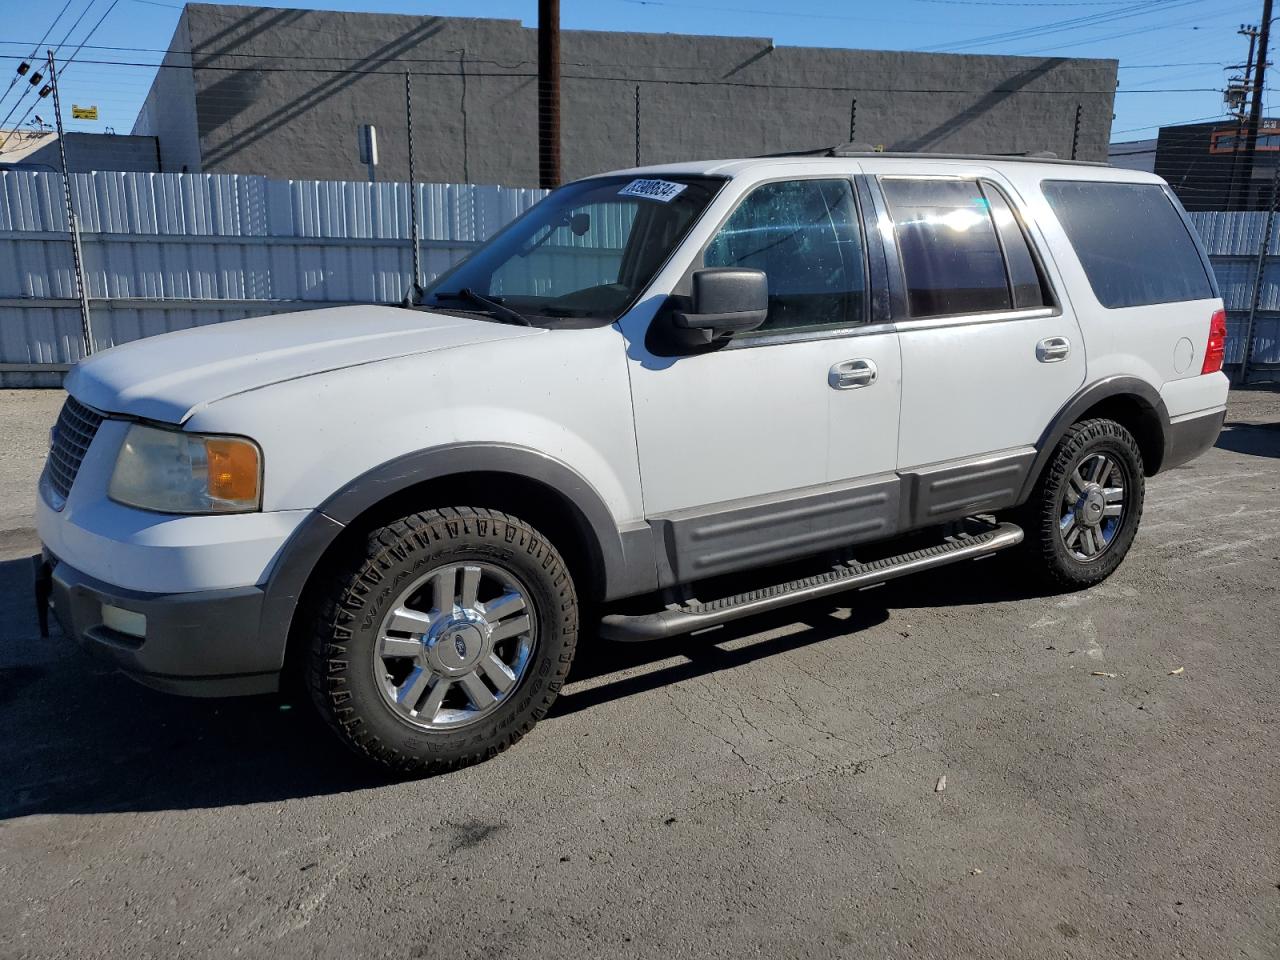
[0,553,388,821]
[0,551,1052,818]
[1214,420,1280,459]
[554,554,1050,718]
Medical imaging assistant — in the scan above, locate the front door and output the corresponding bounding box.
[622,175,902,583]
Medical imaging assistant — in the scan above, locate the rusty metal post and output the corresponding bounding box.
[538,0,561,188]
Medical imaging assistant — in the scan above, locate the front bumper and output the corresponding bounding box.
[38,552,279,697]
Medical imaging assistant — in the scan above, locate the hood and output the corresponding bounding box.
[66,305,544,423]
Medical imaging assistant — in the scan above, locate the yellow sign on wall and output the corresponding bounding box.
[71,105,98,120]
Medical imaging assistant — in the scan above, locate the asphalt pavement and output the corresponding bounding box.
[1,387,1278,959]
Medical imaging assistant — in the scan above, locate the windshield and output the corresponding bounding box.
[423,175,724,323]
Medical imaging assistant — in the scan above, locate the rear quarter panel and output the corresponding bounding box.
[1003,165,1226,418]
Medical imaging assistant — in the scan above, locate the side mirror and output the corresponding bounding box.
[674,268,768,338]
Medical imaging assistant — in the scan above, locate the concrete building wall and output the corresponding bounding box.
[1,131,159,173]
[32,134,159,173]
[131,11,203,172]
[141,3,1118,186]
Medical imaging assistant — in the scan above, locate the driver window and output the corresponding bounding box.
[703,178,866,332]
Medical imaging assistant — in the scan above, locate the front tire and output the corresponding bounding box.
[1025,418,1145,589]
[308,507,578,775]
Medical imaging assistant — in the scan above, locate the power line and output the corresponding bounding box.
[909,0,1147,5]
[1113,105,1278,134]
[621,0,1148,14]
[921,0,1187,51]
[0,0,98,131]
[0,0,76,111]
[0,43,1241,78]
[1118,61,1232,68]
[925,0,1206,53]
[0,53,1196,96]
[1016,0,1256,56]
[0,0,124,152]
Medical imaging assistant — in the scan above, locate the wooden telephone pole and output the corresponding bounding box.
[1227,24,1259,209]
[1240,0,1275,209]
[538,0,562,189]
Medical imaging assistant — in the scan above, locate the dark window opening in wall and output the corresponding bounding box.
[1209,126,1280,154]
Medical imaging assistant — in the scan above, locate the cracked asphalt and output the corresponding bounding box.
[1,387,1278,959]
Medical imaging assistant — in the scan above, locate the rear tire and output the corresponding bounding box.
[308,507,578,775]
[1024,418,1145,589]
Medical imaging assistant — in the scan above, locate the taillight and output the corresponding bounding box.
[1201,309,1227,375]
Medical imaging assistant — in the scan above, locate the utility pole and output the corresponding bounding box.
[538,0,561,189]
[1228,24,1260,208]
[1240,163,1280,383]
[1241,0,1274,209]
[46,50,93,359]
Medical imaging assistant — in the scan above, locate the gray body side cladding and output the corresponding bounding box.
[1018,376,1171,503]
[256,444,660,664]
[1162,408,1225,471]
[899,448,1037,526]
[650,475,901,586]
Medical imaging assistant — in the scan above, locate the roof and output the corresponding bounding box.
[599,151,1133,182]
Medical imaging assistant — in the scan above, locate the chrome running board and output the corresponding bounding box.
[598,521,1024,642]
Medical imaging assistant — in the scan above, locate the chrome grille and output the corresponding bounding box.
[47,396,105,501]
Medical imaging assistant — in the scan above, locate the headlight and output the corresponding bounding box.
[109,424,262,514]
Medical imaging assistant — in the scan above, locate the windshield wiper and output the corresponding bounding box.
[431,288,532,326]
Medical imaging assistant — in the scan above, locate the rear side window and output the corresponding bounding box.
[704,178,865,331]
[882,177,1047,318]
[1041,181,1214,308]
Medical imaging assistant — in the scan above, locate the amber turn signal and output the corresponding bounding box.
[205,437,261,504]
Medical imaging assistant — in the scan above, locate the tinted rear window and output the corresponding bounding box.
[1041,181,1214,309]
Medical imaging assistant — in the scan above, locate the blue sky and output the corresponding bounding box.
[0,0,1266,144]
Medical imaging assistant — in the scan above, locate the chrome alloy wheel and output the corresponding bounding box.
[1059,452,1127,562]
[373,562,536,729]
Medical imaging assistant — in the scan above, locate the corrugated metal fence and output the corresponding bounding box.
[1187,210,1280,372]
[0,171,546,382]
[2,172,1278,385]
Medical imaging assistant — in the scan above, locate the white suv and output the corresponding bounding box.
[34,151,1229,773]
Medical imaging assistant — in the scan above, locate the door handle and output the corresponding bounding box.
[829,358,878,389]
[1037,336,1071,363]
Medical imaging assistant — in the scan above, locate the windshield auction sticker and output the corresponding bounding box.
[618,179,687,203]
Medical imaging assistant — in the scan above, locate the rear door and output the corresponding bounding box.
[865,166,1085,521]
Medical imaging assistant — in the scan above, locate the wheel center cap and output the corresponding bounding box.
[1078,484,1106,524]
[426,619,485,674]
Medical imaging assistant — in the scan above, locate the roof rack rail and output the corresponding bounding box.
[755,142,1106,167]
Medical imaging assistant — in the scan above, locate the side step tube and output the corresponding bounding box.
[599,521,1024,642]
